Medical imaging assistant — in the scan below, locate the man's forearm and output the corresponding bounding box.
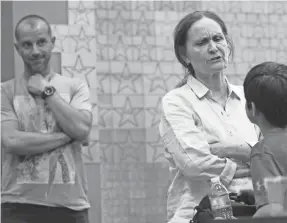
[4,131,71,156]
[45,92,92,141]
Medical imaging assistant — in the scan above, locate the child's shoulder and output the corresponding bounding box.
[250,139,265,158]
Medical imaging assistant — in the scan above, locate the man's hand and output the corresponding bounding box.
[28,74,49,96]
[81,135,90,146]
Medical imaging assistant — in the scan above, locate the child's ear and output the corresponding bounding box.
[250,102,260,117]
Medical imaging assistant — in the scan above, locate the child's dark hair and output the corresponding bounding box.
[243,61,287,128]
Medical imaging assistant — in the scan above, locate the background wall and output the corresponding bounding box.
[2,1,287,223]
[1,1,14,82]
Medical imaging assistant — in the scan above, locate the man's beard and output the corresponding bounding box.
[26,59,49,75]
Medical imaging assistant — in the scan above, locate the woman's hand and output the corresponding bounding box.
[237,189,255,205]
[234,162,251,178]
[210,140,251,163]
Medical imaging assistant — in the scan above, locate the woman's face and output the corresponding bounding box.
[184,17,229,78]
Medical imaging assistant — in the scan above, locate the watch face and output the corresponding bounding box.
[45,87,54,95]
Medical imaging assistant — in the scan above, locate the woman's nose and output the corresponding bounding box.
[208,41,218,53]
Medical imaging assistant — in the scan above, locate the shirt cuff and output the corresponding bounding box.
[220,158,237,185]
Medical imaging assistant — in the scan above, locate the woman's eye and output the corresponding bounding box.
[214,36,224,41]
[197,39,207,45]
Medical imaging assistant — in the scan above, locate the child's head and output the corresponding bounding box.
[243,61,287,129]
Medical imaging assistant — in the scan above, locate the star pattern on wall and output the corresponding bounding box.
[146,63,169,93]
[115,97,141,128]
[114,63,142,94]
[146,97,162,128]
[112,20,126,36]
[112,36,129,61]
[97,74,110,94]
[63,55,95,86]
[147,135,165,162]
[116,132,144,162]
[70,26,95,52]
[99,143,114,163]
[80,141,98,162]
[132,1,153,11]
[69,0,94,24]
[154,1,177,11]
[99,108,112,128]
[51,25,67,52]
[136,11,154,36]
[109,1,131,11]
[136,36,155,61]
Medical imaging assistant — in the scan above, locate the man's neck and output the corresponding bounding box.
[23,67,54,81]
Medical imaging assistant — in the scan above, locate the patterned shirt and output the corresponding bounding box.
[159,75,259,223]
[1,73,92,210]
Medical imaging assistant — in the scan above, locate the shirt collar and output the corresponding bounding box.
[225,78,242,100]
[186,75,242,100]
[186,75,209,99]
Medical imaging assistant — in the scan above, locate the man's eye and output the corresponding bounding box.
[38,39,46,46]
[22,43,31,48]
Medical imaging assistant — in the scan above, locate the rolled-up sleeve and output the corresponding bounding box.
[159,94,237,185]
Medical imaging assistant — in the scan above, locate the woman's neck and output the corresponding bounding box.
[196,71,227,96]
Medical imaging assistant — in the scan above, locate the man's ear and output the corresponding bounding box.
[14,42,21,56]
[51,36,56,44]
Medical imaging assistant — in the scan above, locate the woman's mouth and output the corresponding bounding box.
[209,56,222,63]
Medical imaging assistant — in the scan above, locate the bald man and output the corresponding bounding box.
[1,15,93,223]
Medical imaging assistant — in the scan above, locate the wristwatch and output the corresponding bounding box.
[41,86,56,99]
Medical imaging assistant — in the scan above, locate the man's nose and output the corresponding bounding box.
[31,44,41,56]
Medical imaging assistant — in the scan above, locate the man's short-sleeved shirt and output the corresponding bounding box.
[1,73,92,211]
